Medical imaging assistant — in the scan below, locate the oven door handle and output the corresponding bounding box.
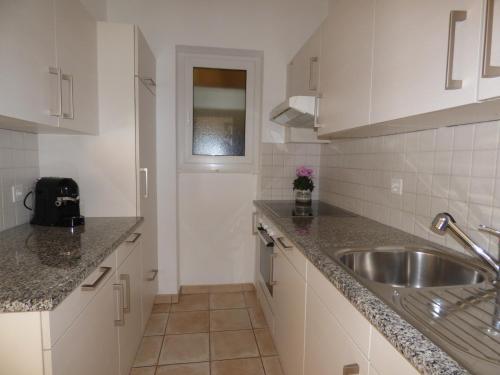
[269,252,278,286]
[257,227,274,247]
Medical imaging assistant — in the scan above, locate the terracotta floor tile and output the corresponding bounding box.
[181,285,210,294]
[144,313,168,336]
[171,294,209,312]
[210,330,259,360]
[254,328,278,356]
[248,306,267,329]
[133,336,163,367]
[243,291,259,307]
[209,292,245,310]
[211,358,265,375]
[261,356,284,375]
[209,284,242,293]
[152,303,171,313]
[166,311,209,334]
[155,362,210,375]
[158,333,209,365]
[130,366,156,375]
[210,309,252,332]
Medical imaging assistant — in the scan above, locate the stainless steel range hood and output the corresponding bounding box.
[269,96,316,128]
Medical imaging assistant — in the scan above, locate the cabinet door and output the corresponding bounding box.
[304,286,369,375]
[371,0,482,124]
[54,0,98,134]
[288,26,322,97]
[273,250,306,375]
[478,0,500,100]
[0,0,58,128]
[49,274,119,375]
[117,246,143,375]
[318,0,375,136]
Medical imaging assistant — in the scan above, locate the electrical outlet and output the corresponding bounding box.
[391,178,403,195]
[11,184,24,203]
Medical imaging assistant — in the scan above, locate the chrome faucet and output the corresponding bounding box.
[431,212,500,280]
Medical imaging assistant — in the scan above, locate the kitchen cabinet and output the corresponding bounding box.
[47,269,119,375]
[272,240,307,375]
[370,329,420,375]
[116,240,144,375]
[304,285,369,375]
[53,0,98,134]
[0,0,98,134]
[287,26,322,98]
[317,0,375,136]
[370,0,483,125]
[478,0,500,100]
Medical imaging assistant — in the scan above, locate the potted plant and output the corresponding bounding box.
[293,166,314,204]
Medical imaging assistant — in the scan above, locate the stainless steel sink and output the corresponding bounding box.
[336,247,487,288]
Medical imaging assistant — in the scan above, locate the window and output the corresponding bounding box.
[177,46,262,172]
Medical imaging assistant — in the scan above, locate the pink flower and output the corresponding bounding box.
[296,166,313,177]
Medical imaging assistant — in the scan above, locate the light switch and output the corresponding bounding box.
[11,184,24,203]
[390,178,403,195]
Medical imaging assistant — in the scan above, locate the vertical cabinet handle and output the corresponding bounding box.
[314,95,321,128]
[269,252,278,286]
[61,73,74,119]
[49,67,62,117]
[113,283,125,326]
[308,56,318,91]
[343,363,360,375]
[482,0,500,77]
[120,274,131,314]
[252,212,258,234]
[139,167,149,198]
[445,10,467,90]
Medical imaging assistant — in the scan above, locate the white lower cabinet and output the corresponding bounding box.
[272,247,307,375]
[116,243,144,375]
[47,272,119,375]
[304,286,369,375]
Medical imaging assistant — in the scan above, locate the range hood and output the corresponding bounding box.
[269,96,317,128]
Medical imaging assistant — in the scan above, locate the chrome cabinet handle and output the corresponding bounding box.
[147,269,159,281]
[113,283,125,326]
[49,67,62,117]
[252,212,258,234]
[445,10,467,90]
[120,274,131,314]
[343,363,360,375]
[308,56,318,91]
[139,167,149,198]
[276,237,293,250]
[482,0,500,77]
[269,252,278,286]
[61,73,74,119]
[81,267,112,291]
[314,95,321,128]
[126,232,142,243]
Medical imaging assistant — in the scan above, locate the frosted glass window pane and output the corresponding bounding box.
[192,67,246,156]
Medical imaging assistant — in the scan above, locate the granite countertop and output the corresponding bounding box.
[0,217,143,313]
[254,200,472,375]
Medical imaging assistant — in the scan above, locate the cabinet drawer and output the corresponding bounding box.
[273,234,307,279]
[306,261,371,357]
[41,250,116,349]
[116,230,142,267]
[370,329,419,375]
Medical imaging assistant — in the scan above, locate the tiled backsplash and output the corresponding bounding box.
[259,143,321,200]
[319,121,500,258]
[0,129,39,231]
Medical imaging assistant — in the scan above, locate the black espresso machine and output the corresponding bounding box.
[31,177,85,227]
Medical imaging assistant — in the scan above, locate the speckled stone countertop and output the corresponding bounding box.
[0,217,143,313]
[254,200,471,375]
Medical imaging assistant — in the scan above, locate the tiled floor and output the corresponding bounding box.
[131,286,284,375]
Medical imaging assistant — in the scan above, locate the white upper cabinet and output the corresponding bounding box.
[317,0,375,136]
[54,0,98,134]
[478,0,500,100]
[371,0,483,124]
[0,0,58,129]
[288,26,322,98]
[0,0,98,134]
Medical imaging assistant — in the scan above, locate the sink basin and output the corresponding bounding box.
[336,248,487,288]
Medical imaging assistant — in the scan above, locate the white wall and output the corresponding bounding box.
[107,0,328,288]
[80,0,108,21]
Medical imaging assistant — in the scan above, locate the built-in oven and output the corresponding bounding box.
[257,222,276,296]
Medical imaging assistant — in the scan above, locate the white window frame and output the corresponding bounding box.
[176,46,262,173]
